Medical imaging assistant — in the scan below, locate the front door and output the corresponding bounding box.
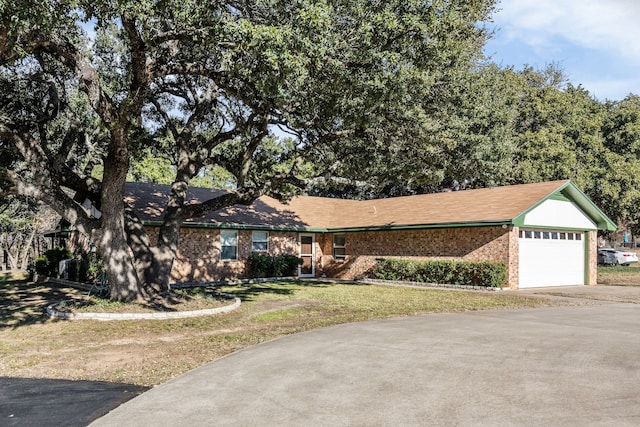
[299,234,315,277]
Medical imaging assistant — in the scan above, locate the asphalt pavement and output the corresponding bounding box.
[0,377,147,426]
[89,290,640,426]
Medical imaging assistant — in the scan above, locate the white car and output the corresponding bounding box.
[597,248,639,266]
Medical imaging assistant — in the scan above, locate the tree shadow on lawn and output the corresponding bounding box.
[0,280,88,329]
[225,280,333,302]
[0,279,338,327]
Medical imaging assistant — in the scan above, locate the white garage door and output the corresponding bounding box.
[518,230,585,288]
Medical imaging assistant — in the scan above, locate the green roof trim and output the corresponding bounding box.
[512,181,617,232]
[143,219,514,233]
[142,220,327,233]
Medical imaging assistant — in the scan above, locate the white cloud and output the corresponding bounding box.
[580,76,640,101]
[486,0,640,98]
[492,0,640,66]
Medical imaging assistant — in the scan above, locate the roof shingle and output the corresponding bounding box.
[124,180,571,230]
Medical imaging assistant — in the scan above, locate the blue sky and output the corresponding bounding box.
[483,0,640,101]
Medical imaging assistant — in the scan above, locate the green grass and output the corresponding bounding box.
[0,280,549,386]
[598,265,640,286]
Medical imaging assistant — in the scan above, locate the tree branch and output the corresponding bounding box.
[180,190,258,221]
[121,14,150,119]
[36,37,117,126]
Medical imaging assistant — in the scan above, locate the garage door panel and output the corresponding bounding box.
[519,231,584,288]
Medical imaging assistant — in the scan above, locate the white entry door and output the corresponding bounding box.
[518,230,585,288]
[299,234,315,278]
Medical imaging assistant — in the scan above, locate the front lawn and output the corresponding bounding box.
[1,280,550,386]
[598,265,640,286]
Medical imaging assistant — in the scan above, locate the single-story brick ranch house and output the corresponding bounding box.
[124,179,616,289]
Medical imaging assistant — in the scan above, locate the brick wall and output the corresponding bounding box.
[318,226,514,286]
[165,228,298,282]
[154,224,597,289]
[588,231,597,285]
[507,227,519,289]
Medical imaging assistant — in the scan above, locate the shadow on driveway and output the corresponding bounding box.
[0,377,148,426]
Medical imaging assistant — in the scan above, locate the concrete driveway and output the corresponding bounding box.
[91,294,640,426]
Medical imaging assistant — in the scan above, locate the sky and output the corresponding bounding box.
[483,0,640,101]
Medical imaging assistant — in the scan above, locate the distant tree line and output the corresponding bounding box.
[307,63,640,235]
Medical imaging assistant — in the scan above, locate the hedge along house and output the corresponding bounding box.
[125,180,616,289]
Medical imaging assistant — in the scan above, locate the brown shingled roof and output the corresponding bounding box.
[124,180,570,230]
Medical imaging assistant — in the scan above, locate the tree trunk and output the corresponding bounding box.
[100,128,146,302]
[152,219,181,292]
[18,229,36,270]
[141,180,188,294]
[6,248,17,270]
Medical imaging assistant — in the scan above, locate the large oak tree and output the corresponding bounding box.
[0,0,496,301]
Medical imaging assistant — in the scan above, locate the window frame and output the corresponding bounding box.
[252,231,269,253]
[333,233,346,261]
[220,230,238,261]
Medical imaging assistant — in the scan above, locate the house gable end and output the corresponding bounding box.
[512,181,616,232]
[519,199,597,230]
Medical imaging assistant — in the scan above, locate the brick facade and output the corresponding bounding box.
[318,226,515,287]
[166,228,297,282]
[588,230,597,285]
[160,224,596,289]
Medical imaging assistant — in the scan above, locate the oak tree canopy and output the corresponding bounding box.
[0,0,496,301]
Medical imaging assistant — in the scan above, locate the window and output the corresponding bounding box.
[333,233,346,261]
[220,230,238,260]
[252,231,269,252]
[521,230,583,241]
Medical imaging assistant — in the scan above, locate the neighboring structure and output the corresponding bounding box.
[125,180,616,289]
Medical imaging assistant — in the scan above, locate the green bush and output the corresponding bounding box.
[34,255,49,277]
[84,254,104,283]
[33,247,73,278]
[248,253,273,278]
[274,254,303,277]
[374,258,506,288]
[248,253,302,278]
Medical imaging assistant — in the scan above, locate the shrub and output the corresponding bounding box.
[84,255,104,283]
[34,255,50,277]
[373,258,506,288]
[248,253,273,278]
[34,247,73,278]
[248,253,303,278]
[273,254,303,277]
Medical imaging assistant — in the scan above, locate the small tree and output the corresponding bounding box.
[0,196,58,271]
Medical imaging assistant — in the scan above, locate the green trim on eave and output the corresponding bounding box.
[547,193,570,202]
[512,181,617,232]
[325,221,512,233]
[141,220,327,233]
[141,220,513,233]
[517,225,597,232]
